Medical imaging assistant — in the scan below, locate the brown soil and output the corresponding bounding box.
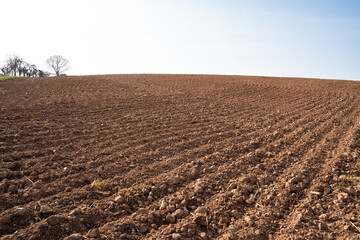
[0,74,360,240]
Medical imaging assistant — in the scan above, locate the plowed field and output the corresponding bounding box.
[1,74,360,240]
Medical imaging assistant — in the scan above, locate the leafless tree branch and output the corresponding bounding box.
[46,55,71,76]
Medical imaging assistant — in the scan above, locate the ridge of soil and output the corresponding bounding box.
[0,74,360,239]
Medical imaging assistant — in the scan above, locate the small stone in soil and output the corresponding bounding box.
[230,210,240,218]
[13,207,28,216]
[172,233,182,240]
[46,215,65,225]
[229,183,237,189]
[64,233,85,240]
[33,181,42,189]
[167,176,180,185]
[195,207,208,214]
[338,192,350,202]
[114,195,124,203]
[199,232,207,239]
[244,216,255,226]
[139,224,148,233]
[174,209,186,218]
[166,214,176,223]
[40,205,53,214]
[160,200,168,210]
[0,170,8,178]
[167,205,176,212]
[319,214,327,221]
[190,167,199,178]
[7,185,18,194]
[194,185,203,194]
[334,199,344,208]
[137,208,148,215]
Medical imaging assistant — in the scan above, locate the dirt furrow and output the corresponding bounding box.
[216,94,358,239]
[0,94,330,237]
[1,90,324,210]
[1,74,359,240]
[141,93,357,239]
[1,86,308,157]
[2,89,340,239]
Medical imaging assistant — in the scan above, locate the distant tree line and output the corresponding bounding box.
[1,54,70,77]
[0,55,50,77]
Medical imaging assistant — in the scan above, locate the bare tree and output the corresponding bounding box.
[1,66,11,75]
[5,54,24,76]
[46,55,70,76]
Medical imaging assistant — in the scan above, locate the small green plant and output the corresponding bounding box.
[90,179,102,190]
[258,177,264,188]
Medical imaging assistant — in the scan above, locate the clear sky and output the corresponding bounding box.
[1,0,360,80]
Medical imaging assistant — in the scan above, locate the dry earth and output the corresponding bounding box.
[0,74,360,240]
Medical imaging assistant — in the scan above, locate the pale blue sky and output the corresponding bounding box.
[1,0,360,80]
